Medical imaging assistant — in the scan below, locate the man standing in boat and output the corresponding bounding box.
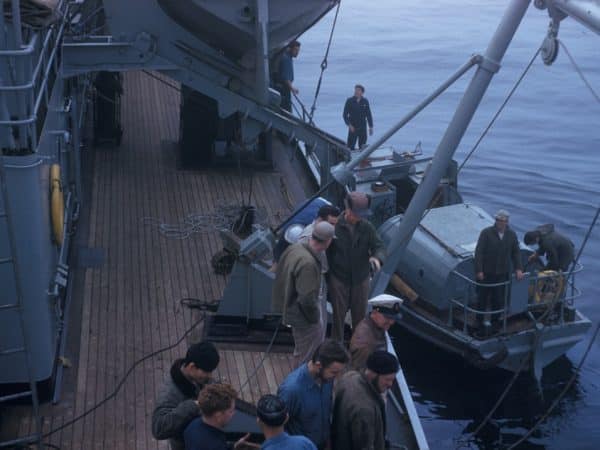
[331,350,399,450]
[276,40,301,112]
[524,226,574,272]
[327,191,386,343]
[152,342,220,450]
[278,340,349,449]
[349,294,402,370]
[342,84,374,150]
[474,209,524,332]
[272,222,336,366]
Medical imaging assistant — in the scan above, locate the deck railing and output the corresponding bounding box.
[447,263,583,335]
[0,0,68,152]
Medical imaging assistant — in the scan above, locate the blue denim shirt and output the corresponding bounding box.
[277,364,333,448]
[261,432,316,450]
[278,51,294,83]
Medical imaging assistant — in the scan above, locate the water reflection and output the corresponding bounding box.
[390,326,584,449]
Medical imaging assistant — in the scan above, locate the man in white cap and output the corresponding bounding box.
[474,209,523,333]
[272,221,336,367]
[349,294,402,370]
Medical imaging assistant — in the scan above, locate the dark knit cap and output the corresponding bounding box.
[366,350,399,375]
[257,394,287,427]
[184,342,220,372]
[524,231,540,246]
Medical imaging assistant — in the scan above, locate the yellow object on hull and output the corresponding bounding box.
[50,164,64,246]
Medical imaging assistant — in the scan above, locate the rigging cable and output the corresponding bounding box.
[506,323,600,450]
[237,320,282,394]
[460,204,600,448]
[308,0,342,122]
[42,304,207,438]
[458,46,541,173]
[142,70,181,93]
[559,40,600,104]
[457,41,600,446]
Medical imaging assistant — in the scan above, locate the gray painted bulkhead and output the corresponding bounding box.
[1,42,82,383]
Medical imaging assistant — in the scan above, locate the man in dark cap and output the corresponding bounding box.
[327,191,386,342]
[524,226,574,272]
[350,294,402,370]
[332,350,399,450]
[152,342,220,450]
[272,222,336,367]
[474,209,523,333]
[256,394,316,449]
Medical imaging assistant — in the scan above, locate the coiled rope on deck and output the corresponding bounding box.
[142,205,268,240]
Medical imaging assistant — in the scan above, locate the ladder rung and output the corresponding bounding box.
[0,347,25,356]
[0,257,14,265]
[0,390,32,402]
[0,433,41,448]
[0,303,18,311]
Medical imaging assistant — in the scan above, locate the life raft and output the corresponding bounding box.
[50,164,64,246]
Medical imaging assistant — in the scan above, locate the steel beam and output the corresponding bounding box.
[370,0,532,296]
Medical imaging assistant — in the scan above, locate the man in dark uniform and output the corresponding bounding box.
[342,84,374,150]
[277,41,301,112]
[152,342,220,450]
[524,227,575,271]
[474,209,524,331]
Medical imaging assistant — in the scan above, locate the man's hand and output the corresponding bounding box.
[369,257,381,272]
[528,252,538,262]
[369,127,373,136]
[349,125,355,133]
[515,269,524,281]
[292,87,299,95]
[476,272,484,281]
[234,433,259,449]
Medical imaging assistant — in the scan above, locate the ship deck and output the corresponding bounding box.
[0,71,303,449]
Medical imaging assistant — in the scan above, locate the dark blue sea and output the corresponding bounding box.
[295,1,600,449]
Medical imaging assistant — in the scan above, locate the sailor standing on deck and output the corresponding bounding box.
[342,84,374,150]
[151,342,220,450]
[276,40,301,112]
[327,191,386,343]
[277,340,349,450]
[349,294,402,370]
[296,204,341,344]
[331,350,400,450]
[474,209,523,331]
[272,222,336,367]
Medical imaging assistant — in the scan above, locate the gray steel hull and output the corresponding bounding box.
[396,304,591,375]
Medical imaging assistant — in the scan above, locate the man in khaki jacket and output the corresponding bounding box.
[272,221,336,367]
[350,294,402,370]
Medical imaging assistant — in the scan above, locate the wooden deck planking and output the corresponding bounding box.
[1,70,305,449]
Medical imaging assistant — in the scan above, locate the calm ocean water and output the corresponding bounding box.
[295,1,600,449]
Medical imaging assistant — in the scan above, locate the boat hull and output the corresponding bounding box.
[396,304,591,375]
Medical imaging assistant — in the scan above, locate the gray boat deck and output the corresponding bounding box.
[0,71,300,449]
